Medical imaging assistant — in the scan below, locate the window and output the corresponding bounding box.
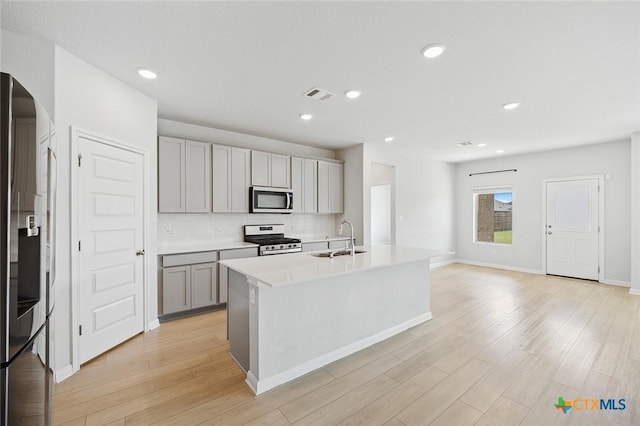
[473,188,512,244]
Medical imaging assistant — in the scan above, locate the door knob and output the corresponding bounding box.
[547,231,552,235]
[136,250,145,256]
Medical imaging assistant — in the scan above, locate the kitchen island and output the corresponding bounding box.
[220,244,444,395]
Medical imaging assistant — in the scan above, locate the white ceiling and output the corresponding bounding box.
[2,1,639,162]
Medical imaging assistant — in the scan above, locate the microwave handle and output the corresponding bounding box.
[287,192,292,209]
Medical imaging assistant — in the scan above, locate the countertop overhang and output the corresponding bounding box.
[220,244,450,287]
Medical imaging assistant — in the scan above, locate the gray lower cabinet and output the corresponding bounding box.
[218,247,258,304]
[160,252,219,316]
[162,265,191,314]
[302,239,350,252]
[190,262,218,309]
[302,241,329,252]
[330,239,350,250]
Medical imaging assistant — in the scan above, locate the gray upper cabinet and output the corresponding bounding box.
[304,159,318,213]
[318,160,343,214]
[159,136,211,213]
[251,150,290,188]
[185,140,212,212]
[212,144,231,212]
[291,157,318,213]
[291,157,304,213]
[158,136,186,212]
[271,153,291,188]
[251,150,271,187]
[213,145,251,213]
[231,147,251,212]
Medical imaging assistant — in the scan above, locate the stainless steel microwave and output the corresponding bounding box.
[249,186,293,213]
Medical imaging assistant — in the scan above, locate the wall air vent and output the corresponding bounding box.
[304,87,334,101]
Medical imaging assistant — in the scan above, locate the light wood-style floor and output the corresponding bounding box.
[54,263,640,425]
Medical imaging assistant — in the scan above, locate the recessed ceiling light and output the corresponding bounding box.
[137,68,157,79]
[300,113,313,121]
[421,43,446,59]
[496,149,505,153]
[384,136,395,143]
[502,102,520,110]
[477,143,487,147]
[345,90,361,99]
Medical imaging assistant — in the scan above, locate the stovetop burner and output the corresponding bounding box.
[245,235,302,245]
[244,224,302,255]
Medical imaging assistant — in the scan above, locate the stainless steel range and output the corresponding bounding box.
[244,224,302,256]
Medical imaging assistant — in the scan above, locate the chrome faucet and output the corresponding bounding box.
[339,219,355,256]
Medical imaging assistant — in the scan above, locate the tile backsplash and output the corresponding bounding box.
[158,213,339,246]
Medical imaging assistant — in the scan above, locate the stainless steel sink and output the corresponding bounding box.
[310,249,367,258]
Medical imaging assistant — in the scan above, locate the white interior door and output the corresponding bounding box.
[546,178,599,280]
[77,136,145,364]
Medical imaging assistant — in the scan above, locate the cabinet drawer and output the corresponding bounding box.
[329,239,349,250]
[219,247,258,260]
[162,251,218,267]
[302,241,329,252]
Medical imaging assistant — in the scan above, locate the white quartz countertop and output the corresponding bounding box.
[157,236,350,255]
[220,244,449,287]
[157,241,258,255]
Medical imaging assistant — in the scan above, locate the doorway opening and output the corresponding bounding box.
[370,162,396,245]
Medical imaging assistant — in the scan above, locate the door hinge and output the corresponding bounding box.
[79,325,83,336]
[78,153,82,167]
[78,240,81,251]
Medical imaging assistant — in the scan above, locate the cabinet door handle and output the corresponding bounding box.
[136,249,145,256]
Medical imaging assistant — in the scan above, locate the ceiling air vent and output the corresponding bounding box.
[304,87,334,101]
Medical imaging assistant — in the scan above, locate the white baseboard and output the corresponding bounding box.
[249,312,433,395]
[629,288,640,296]
[54,365,74,383]
[148,318,160,331]
[455,259,544,275]
[600,279,630,288]
[430,258,456,269]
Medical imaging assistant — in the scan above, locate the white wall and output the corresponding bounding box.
[157,119,341,247]
[631,132,640,294]
[54,46,158,376]
[363,143,456,265]
[0,29,55,119]
[455,140,631,283]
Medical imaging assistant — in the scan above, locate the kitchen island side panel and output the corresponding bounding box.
[247,258,430,392]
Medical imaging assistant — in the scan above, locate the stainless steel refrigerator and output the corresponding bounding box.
[1,73,56,425]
